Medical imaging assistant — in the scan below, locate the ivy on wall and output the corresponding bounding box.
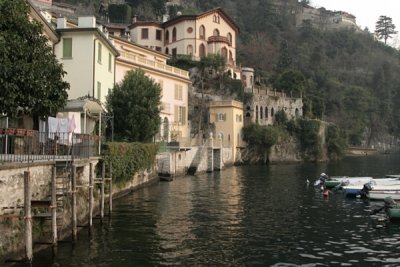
[103,142,159,186]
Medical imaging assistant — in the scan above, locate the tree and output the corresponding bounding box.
[0,0,69,119]
[190,54,226,136]
[375,15,397,44]
[107,69,162,142]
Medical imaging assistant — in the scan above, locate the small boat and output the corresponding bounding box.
[343,178,400,198]
[387,206,400,220]
[159,172,173,182]
[322,176,373,189]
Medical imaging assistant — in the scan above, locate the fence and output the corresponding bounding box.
[0,128,100,163]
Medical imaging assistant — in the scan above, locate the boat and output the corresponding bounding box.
[369,189,400,200]
[322,176,373,189]
[387,206,400,220]
[159,172,173,182]
[342,178,400,198]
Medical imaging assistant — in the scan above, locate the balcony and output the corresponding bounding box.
[119,51,189,79]
[207,36,231,46]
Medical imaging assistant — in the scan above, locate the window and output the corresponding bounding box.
[187,45,193,55]
[199,25,205,40]
[97,82,101,100]
[108,53,112,72]
[62,38,72,58]
[221,47,227,59]
[187,27,193,33]
[227,33,232,45]
[172,48,177,57]
[271,108,275,117]
[156,29,162,40]
[199,44,205,58]
[97,43,102,63]
[174,106,186,125]
[165,47,169,54]
[174,84,182,100]
[213,29,219,36]
[265,107,268,118]
[213,15,220,23]
[141,28,148,39]
[217,113,226,121]
[260,106,263,119]
[165,30,169,44]
[172,27,177,42]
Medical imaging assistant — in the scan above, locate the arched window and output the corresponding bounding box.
[199,25,205,40]
[213,14,217,22]
[227,32,232,45]
[265,107,268,118]
[295,108,300,117]
[242,75,247,87]
[187,45,193,55]
[246,112,251,117]
[199,43,206,58]
[165,30,169,44]
[256,105,259,123]
[221,47,227,59]
[213,28,220,36]
[165,47,169,54]
[172,27,177,42]
[271,108,275,117]
[260,106,263,119]
[229,51,233,65]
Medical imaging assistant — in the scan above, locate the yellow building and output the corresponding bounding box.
[209,100,244,162]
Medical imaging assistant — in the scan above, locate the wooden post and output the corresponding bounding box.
[101,161,105,219]
[51,166,57,246]
[24,171,32,262]
[109,162,112,214]
[71,165,77,241]
[89,163,93,227]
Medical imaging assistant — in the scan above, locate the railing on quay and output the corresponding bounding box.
[0,128,100,164]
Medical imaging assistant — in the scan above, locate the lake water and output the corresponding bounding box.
[19,154,400,266]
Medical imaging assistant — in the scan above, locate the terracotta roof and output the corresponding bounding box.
[162,7,240,33]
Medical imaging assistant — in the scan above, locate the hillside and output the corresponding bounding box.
[57,0,400,150]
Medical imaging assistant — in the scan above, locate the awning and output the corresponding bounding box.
[61,99,105,114]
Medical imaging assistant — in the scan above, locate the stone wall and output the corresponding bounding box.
[0,158,161,261]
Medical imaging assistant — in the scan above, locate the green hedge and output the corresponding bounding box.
[103,142,159,186]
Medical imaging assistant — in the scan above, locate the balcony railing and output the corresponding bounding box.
[207,36,231,45]
[119,51,189,78]
[0,128,100,163]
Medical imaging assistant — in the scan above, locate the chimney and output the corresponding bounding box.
[57,17,67,29]
[162,14,169,23]
[78,16,96,28]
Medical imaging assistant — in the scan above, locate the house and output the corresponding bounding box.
[111,36,192,144]
[53,16,119,104]
[209,100,244,162]
[127,7,240,78]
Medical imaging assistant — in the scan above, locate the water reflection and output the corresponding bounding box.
[17,154,400,266]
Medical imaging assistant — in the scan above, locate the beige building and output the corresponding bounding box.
[111,36,192,143]
[296,4,358,31]
[128,8,240,77]
[54,17,119,104]
[242,68,303,126]
[209,100,244,162]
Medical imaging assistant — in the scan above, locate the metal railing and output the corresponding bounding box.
[0,128,100,163]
